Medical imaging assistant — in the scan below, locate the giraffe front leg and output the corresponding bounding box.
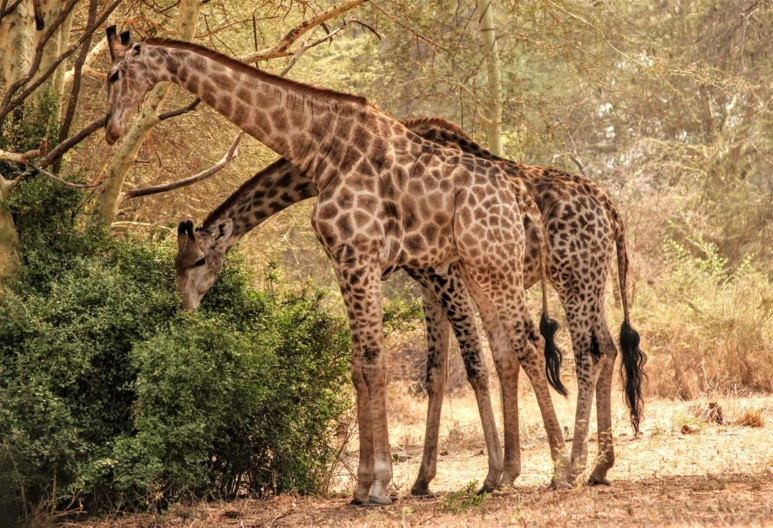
[335,260,392,505]
[410,278,451,497]
[350,360,375,504]
[409,266,503,496]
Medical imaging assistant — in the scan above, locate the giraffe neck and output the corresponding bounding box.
[202,158,317,251]
[145,40,377,183]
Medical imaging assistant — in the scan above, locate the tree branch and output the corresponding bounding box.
[124,132,244,199]
[55,0,99,174]
[63,37,107,84]
[0,0,80,111]
[158,98,201,120]
[41,117,106,168]
[0,0,124,131]
[0,140,48,166]
[238,0,367,63]
[27,161,103,188]
[0,0,22,23]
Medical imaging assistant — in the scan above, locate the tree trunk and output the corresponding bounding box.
[93,0,202,226]
[478,0,503,157]
[0,0,35,86]
[0,180,21,292]
[0,0,36,290]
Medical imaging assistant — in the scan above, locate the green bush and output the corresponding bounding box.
[636,235,773,398]
[0,178,350,515]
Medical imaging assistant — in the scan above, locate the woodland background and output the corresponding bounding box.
[1,0,772,519]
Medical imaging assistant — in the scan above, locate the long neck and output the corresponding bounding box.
[149,42,371,181]
[203,158,318,251]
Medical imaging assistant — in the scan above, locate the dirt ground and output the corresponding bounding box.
[62,389,773,527]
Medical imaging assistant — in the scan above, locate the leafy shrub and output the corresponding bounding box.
[0,178,350,515]
[638,235,773,398]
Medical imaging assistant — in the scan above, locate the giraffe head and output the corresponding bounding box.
[104,27,159,144]
[175,218,233,311]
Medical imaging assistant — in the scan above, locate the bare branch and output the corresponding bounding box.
[41,117,106,168]
[0,0,80,111]
[158,98,201,120]
[55,0,99,174]
[239,0,367,63]
[0,139,48,165]
[63,37,107,85]
[0,0,22,24]
[27,161,103,189]
[349,18,382,40]
[0,0,124,130]
[124,132,244,199]
[280,25,346,76]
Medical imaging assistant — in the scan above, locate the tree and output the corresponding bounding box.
[477,0,502,156]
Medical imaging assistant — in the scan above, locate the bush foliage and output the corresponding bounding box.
[0,177,350,514]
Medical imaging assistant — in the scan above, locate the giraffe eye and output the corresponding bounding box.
[193,258,206,268]
[109,71,119,83]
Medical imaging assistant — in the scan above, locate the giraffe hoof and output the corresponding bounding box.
[548,480,573,491]
[368,495,392,505]
[410,485,435,498]
[588,476,612,486]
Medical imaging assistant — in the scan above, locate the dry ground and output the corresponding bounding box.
[62,387,773,528]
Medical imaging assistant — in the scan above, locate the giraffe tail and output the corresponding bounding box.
[615,216,647,434]
[540,312,567,397]
[533,209,568,397]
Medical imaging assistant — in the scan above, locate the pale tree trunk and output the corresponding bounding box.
[93,0,202,226]
[477,0,503,157]
[0,0,36,290]
[0,179,22,292]
[0,0,36,87]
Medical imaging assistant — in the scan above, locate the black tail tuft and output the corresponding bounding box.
[541,313,568,397]
[620,321,647,433]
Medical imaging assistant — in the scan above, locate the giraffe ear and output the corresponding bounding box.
[212,218,233,244]
[177,220,195,250]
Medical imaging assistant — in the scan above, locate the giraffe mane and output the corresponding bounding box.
[401,117,474,141]
[144,38,369,106]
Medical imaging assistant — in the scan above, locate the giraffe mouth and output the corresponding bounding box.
[105,120,124,145]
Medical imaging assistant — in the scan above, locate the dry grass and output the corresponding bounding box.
[57,384,773,528]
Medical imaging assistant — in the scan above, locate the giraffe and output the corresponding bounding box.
[174,156,559,497]
[407,119,646,486]
[174,117,645,488]
[103,31,571,503]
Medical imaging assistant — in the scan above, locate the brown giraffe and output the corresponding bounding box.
[409,119,646,485]
[174,117,645,489]
[173,154,559,497]
[103,31,571,503]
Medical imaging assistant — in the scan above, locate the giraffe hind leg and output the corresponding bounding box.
[458,262,571,490]
[589,316,618,485]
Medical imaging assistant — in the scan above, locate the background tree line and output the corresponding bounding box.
[1,0,772,517]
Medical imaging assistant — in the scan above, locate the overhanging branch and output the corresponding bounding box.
[239,0,367,63]
[124,132,244,199]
